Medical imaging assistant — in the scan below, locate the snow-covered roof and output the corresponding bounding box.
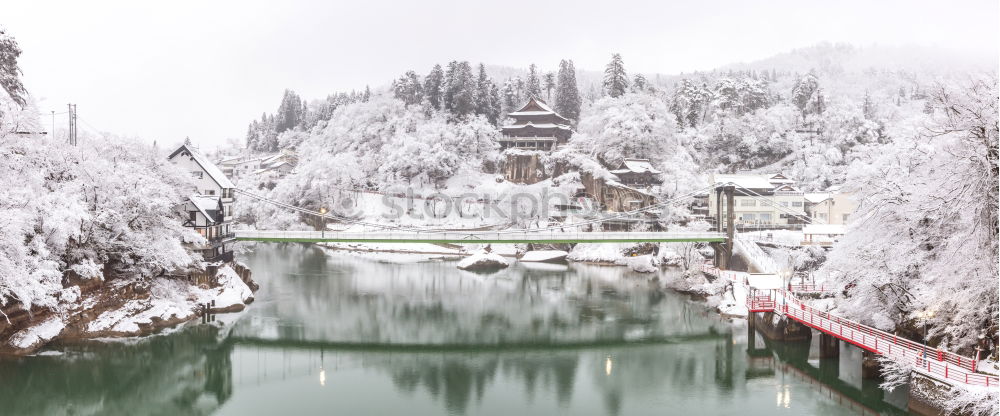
[766,173,796,184]
[507,97,570,121]
[613,158,662,174]
[804,192,831,203]
[803,224,846,235]
[746,273,783,290]
[711,173,774,189]
[502,122,572,130]
[189,195,220,223]
[169,144,235,189]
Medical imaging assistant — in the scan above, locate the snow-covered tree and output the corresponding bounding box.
[554,60,581,122]
[603,53,629,98]
[392,70,424,106]
[543,72,556,101]
[632,74,647,93]
[817,76,998,353]
[443,61,476,119]
[570,93,677,166]
[423,64,445,110]
[274,89,304,133]
[525,64,542,99]
[0,29,26,109]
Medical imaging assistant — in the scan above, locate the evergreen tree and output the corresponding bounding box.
[632,73,647,93]
[474,64,497,122]
[501,79,518,115]
[488,83,502,125]
[862,91,877,120]
[525,64,542,99]
[274,89,304,133]
[543,72,556,101]
[362,85,371,102]
[514,77,525,103]
[791,70,821,115]
[423,64,445,110]
[554,60,582,122]
[444,61,476,118]
[603,53,629,98]
[392,70,423,106]
[0,29,27,107]
[184,136,192,146]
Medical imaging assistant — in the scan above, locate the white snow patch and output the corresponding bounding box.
[457,250,510,271]
[8,317,65,349]
[519,250,568,263]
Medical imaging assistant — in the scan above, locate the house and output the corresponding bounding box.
[217,150,297,180]
[804,191,857,225]
[169,144,236,263]
[251,151,297,177]
[610,158,662,188]
[708,173,808,228]
[499,97,573,151]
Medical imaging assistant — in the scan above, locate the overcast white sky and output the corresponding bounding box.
[5,0,998,149]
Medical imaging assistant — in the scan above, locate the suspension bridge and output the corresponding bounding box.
[232,180,818,247]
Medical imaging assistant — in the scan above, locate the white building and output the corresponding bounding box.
[169,144,236,262]
[708,173,808,228]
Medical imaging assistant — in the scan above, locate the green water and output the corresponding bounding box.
[0,245,911,415]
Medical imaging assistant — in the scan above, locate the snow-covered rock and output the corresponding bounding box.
[624,255,658,273]
[457,250,510,271]
[519,250,568,263]
[7,317,65,351]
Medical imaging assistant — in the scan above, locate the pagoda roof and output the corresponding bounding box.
[508,97,571,122]
[502,121,572,131]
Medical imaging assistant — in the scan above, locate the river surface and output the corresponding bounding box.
[0,244,912,415]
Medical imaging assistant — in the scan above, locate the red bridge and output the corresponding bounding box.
[747,290,998,387]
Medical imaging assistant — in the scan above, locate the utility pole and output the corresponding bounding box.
[67,104,78,146]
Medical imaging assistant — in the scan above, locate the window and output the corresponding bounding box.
[742,213,756,221]
[206,190,216,195]
[791,201,803,207]
[780,201,789,207]
[189,211,197,222]
[818,213,828,220]
[759,213,772,223]
[192,171,203,179]
[842,214,849,222]
[741,199,756,207]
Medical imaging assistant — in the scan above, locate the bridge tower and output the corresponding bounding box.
[712,185,736,269]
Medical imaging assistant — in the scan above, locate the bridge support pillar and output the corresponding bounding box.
[819,333,839,358]
[724,186,735,269]
[752,312,811,342]
[861,350,882,379]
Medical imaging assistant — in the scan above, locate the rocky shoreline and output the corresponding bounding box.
[0,262,258,356]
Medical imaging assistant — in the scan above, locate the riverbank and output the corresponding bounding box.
[0,263,258,356]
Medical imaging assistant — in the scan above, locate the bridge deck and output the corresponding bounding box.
[235,230,727,244]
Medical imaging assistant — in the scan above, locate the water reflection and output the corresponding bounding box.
[0,245,911,415]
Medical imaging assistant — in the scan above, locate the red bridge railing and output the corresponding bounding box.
[746,288,998,387]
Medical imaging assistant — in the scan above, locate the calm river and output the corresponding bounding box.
[0,244,911,415]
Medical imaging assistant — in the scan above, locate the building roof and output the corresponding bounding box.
[766,173,796,184]
[507,97,570,122]
[804,192,832,204]
[746,273,783,290]
[502,122,572,130]
[711,173,775,190]
[803,224,846,235]
[188,195,221,224]
[611,158,662,175]
[169,144,236,189]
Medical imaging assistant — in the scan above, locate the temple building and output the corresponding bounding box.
[499,97,573,151]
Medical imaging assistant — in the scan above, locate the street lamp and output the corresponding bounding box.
[319,207,328,239]
[916,310,935,358]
